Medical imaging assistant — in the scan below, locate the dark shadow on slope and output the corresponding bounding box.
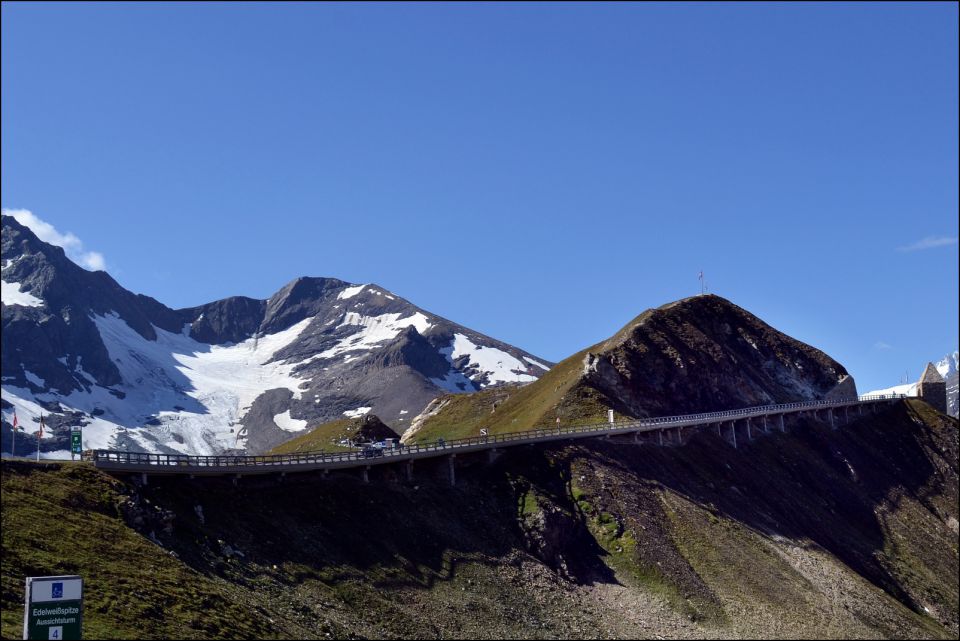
[110,401,956,632]
[133,456,614,602]
[553,400,958,626]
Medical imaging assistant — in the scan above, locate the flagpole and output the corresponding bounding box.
[36,412,42,462]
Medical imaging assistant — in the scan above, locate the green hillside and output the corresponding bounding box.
[0,462,284,639]
[404,306,663,444]
[267,418,357,455]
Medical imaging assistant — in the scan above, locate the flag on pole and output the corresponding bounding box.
[36,412,45,462]
[11,410,19,457]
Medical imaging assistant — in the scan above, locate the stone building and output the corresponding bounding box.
[917,362,947,414]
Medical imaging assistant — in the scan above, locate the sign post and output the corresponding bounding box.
[70,428,82,461]
[23,575,83,640]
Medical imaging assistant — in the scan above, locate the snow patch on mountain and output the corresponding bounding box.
[524,356,551,371]
[273,410,308,432]
[451,333,537,386]
[1,280,44,307]
[1,388,60,440]
[23,370,46,388]
[863,382,917,397]
[2,313,317,456]
[343,406,372,418]
[337,284,367,300]
[315,311,433,360]
[430,368,475,393]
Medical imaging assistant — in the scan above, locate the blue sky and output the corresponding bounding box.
[2,2,957,392]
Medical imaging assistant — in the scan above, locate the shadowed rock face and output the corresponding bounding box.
[1,214,552,456]
[579,295,857,418]
[353,414,401,443]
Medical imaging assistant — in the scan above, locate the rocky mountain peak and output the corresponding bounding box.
[2,216,552,456]
[582,294,856,418]
[408,294,859,443]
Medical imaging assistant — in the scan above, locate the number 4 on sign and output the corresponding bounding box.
[48,626,62,640]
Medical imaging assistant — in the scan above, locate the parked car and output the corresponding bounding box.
[361,446,384,459]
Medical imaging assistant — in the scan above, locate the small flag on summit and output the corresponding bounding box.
[12,410,18,431]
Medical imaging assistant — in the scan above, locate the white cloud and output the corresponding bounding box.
[2,208,108,271]
[896,236,958,252]
[873,341,893,351]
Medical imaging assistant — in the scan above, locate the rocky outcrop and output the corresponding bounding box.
[353,414,401,443]
[182,296,266,345]
[578,295,857,418]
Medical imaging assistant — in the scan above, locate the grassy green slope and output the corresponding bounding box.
[0,462,289,639]
[406,308,658,445]
[406,346,605,444]
[267,418,357,455]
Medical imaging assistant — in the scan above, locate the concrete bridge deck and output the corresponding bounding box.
[84,395,905,481]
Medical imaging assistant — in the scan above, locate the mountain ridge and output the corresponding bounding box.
[1,215,552,456]
[404,294,857,444]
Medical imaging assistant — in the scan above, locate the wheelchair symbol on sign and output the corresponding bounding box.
[51,582,63,599]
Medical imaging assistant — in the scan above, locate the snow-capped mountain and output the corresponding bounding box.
[936,350,959,380]
[940,350,959,418]
[863,350,959,417]
[1,215,552,456]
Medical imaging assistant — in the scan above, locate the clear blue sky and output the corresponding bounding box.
[2,2,957,392]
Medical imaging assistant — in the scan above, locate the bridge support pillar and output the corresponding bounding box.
[746,418,753,441]
[140,472,148,486]
[232,474,241,487]
[843,406,849,425]
[828,408,836,430]
[322,469,329,480]
[447,455,456,487]
[658,430,664,446]
[405,460,414,481]
[779,414,786,433]
[858,404,863,416]
[362,467,370,484]
[675,427,682,445]
[729,422,737,449]
[762,415,769,434]
[716,423,722,438]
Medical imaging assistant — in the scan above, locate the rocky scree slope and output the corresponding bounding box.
[1,214,551,456]
[1,399,956,639]
[405,294,856,444]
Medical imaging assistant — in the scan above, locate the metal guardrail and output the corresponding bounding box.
[83,394,905,471]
